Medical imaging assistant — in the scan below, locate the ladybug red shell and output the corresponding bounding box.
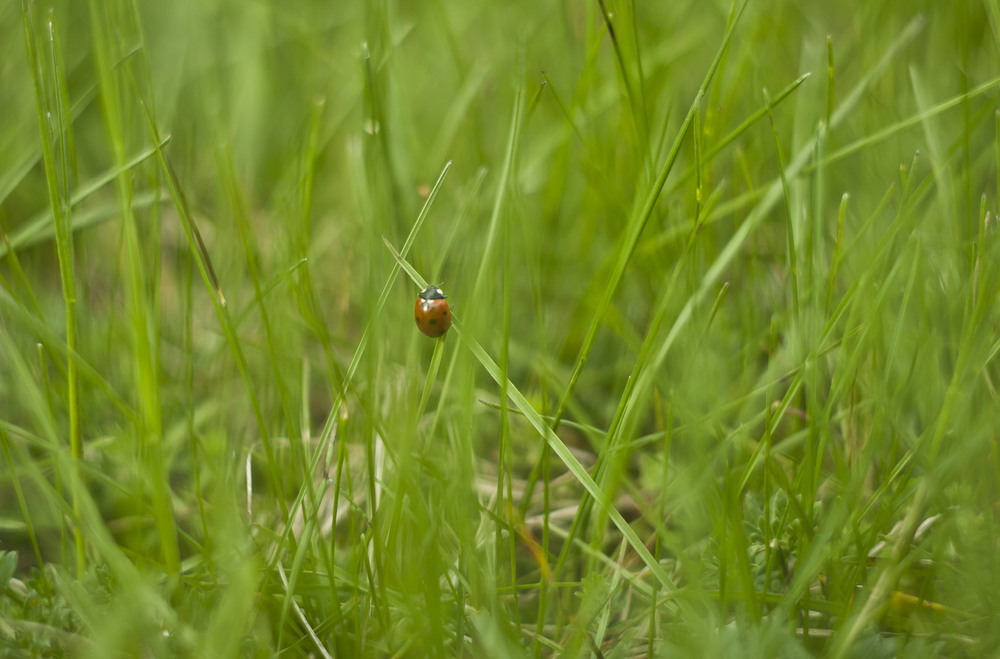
[414,285,451,338]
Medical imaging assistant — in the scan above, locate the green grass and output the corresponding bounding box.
[2,0,1000,656]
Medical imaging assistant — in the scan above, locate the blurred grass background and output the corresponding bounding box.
[2,0,1000,656]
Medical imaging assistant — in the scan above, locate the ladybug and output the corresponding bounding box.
[414,285,451,338]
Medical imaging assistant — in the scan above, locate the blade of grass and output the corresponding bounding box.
[0,420,45,571]
[596,0,651,178]
[21,0,85,576]
[88,0,180,576]
[498,169,520,639]
[471,88,523,300]
[764,87,799,315]
[1,188,167,262]
[826,36,835,126]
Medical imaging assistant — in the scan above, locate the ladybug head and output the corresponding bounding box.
[418,285,447,300]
